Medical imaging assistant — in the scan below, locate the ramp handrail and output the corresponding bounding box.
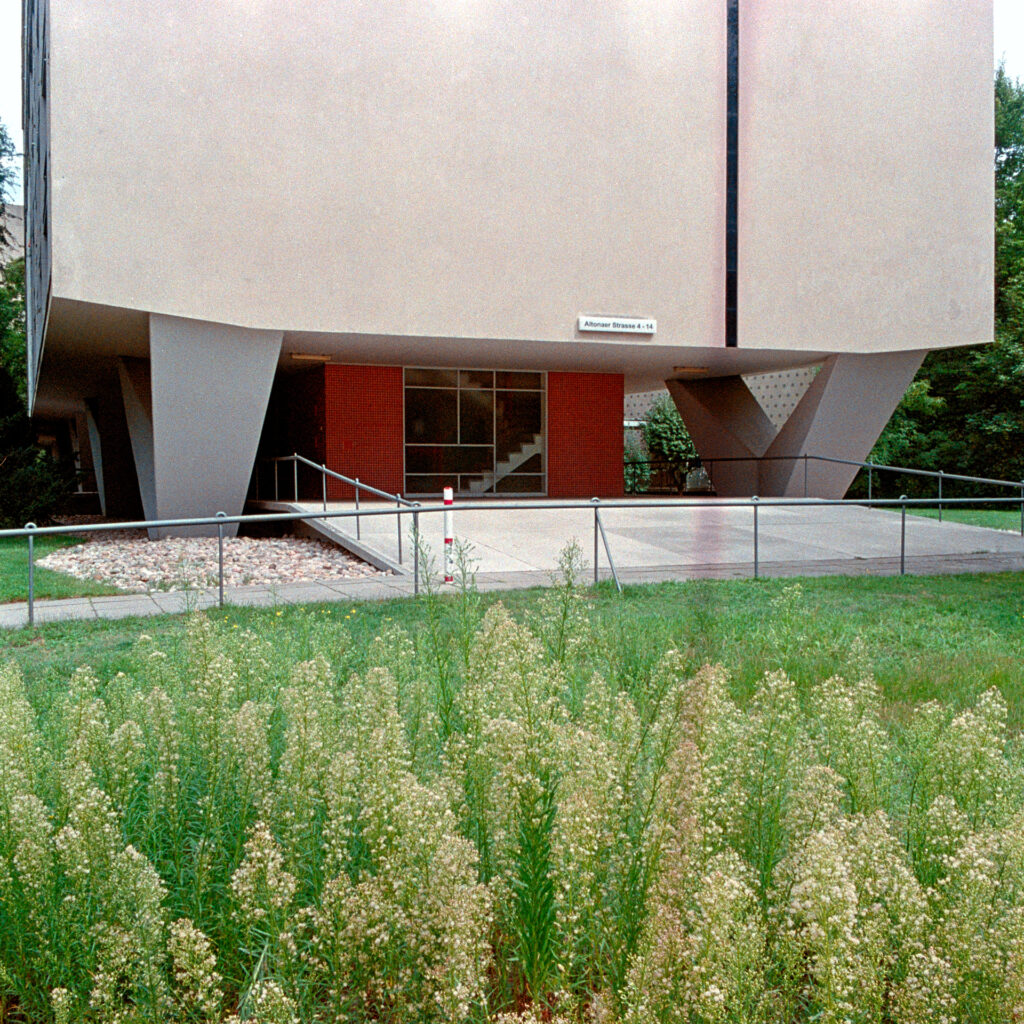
[260,452,416,559]
[626,453,1024,519]
[262,453,416,506]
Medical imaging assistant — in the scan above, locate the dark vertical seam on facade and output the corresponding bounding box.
[726,0,738,347]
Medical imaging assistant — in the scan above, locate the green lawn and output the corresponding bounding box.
[0,534,123,603]
[908,507,1023,531]
[6,570,1024,725]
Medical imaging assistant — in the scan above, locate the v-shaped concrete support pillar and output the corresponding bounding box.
[119,315,282,536]
[665,376,777,496]
[666,350,925,497]
[761,351,925,497]
[118,357,157,520]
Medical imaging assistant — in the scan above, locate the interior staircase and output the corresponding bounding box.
[467,433,543,494]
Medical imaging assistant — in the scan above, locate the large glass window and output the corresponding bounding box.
[404,368,545,496]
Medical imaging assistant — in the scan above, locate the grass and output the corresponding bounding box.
[0,534,123,603]
[1,564,1024,1021]
[2,564,1024,1021]
[908,506,1023,531]
[6,570,1024,725]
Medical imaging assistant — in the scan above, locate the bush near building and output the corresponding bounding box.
[641,395,697,466]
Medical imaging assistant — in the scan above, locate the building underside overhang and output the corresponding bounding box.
[32,295,933,417]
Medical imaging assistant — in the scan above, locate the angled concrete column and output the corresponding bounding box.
[118,357,157,520]
[83,403,106,516]
[762,351,925,498]
[665,376,777,495]
[85,379,145,521]
[667,351,925,498]
[148,314,282,536]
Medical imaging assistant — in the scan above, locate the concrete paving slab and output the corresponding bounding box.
[32,602,101,624]
[33,598,97,613]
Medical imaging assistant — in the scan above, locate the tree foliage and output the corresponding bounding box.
[0,366,75,527]
[0,260,73,528]
[1,257,26,401]
[0,119,16,251]
[870,68,1024,488]
[641,395,696,463]
[0,119,74,526]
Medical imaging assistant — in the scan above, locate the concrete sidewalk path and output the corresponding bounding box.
[3,548,1023,630]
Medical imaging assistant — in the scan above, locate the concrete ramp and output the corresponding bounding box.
[253,501,409,575]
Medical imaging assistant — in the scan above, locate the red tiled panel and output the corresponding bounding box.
[324,365,404,500]
[546,372,624,498]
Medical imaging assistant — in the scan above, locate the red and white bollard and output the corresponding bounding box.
[443,486,454,583]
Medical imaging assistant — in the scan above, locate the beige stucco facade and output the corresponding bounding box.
[24,0,994,515]
[47,0,726,351]
[739,0,993,355]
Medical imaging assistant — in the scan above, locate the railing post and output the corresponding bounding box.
[938,471,943,523]
[751,497,759,579]
[293,454,299,501]
[803,455,808,498]
[355,478,361,539]
[216,511,226,608]
[900,495,907,575]
[322,465,328,512]
[396,496,403,565]
[1020,481,1023,537]
[412,503,421,595]
[274,459,279,501]
[592,497,599,585]
[593,503,622,593]
[867,463,872,504]
[26,522,36,628]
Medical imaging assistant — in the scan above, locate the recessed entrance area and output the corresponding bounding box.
[403,368,546,496]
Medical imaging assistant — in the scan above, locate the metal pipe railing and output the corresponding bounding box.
[697,453,1023,491]
[10,493,1024,623]
[262,453,416,565]
[591,498,622,592]
[625,454,1022,492]
[752,496,759,578]
[625,453,1024,534]
[267,453,417,507]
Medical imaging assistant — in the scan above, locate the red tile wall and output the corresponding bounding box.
[324,365,404,500]
[547,372,624,498]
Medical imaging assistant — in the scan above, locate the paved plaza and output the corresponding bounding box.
[3,499,1023,629]
[288,498,1024,576]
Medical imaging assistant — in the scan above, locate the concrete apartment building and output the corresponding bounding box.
[23,0,993,526]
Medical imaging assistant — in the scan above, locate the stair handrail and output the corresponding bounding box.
[263,453,416,507]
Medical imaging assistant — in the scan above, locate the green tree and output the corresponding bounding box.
[1,118,25,396]
[623,433,652,493]
[0,118,16,249]
[641,395,696,464]
[0,256,73,526]
[870,67,1024,488]
[0,257,26,400]
[0,121,74,526]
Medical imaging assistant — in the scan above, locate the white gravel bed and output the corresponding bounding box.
[37,533,387,592]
